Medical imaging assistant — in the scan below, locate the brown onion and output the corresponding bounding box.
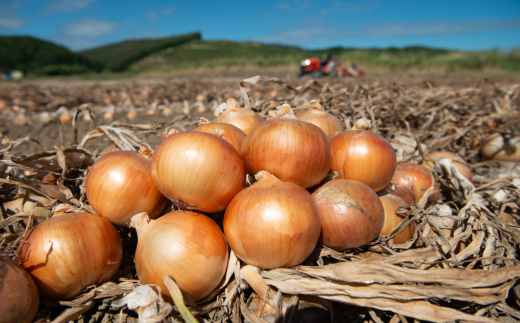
[480,134,520,161]
[214,98,264,134]
[422,151,473,183]
[386,184,415,205]
[85,147,169,226]
[19,212,123,299]
[390,163,440,204]
[378,192,415,244]
[224,171,321,269]
[241,104,332,188]
[0,260,39,323]
[131,211,228,301]
[312,179,384,251]
[193,118,246,152]
[295,100,344,138]
[330,119,396,192]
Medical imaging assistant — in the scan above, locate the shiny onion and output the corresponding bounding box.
[378,192,415,244]
[19,212,123,299]
[131,211,228,301]
[224,171,321,269]
[390,163,440,204]
[422,151,473,183]
[152,131,246,213]
[85,147,169,226]
[214,98,263,134]
[330,119,396,192]
[386,184,415,205]
[241,104,332,188]
[0,260,39,323]
[480,134,520,161]
[312,179,384,251]
[295,100,344,138]
[194,118,246,152]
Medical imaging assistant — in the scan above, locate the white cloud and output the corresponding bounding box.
[61,19,117,38]
[0,17,27,29]
[145,10,158,22]
[47,0,98,13]
[160,6,177,16]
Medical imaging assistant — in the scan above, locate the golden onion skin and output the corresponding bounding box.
[330,129,396,192]
[422,151,473,183]
[214,108,263,134]
[224,172,321,269]
[391,163,440,204]
[19,213,123,299]
[152,131,246,213]
[133,211,229,301]
[386,185,415,205]
[312,179,384,251]
[379,193,415,244]
[193,122,246,153]
[241,119,333,189]
[85,150,169,226]
[0,260,39,323]
[295,109,344,138]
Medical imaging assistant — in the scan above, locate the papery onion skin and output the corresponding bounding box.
[0,260,39,323]
[422,151,473,183]
[224,171,321,269]
[214,99,263,134]
[295,101,344,138]
[378,192,415,244]
[132,211,228,301]
[19,212,123,299]
[241,118,332,189]
[194,121,246,153]
[85,149,169,226]
[152,131,246,213]
[480,134,520,161]
[386,184,415,205]
[390,163,440,204]
[330,129,396,192]
[312,179,384,251]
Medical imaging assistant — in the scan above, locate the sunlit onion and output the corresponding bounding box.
[422,151,473,183]
[386,184,415,205]
[0,260,39,323]
[390,163,440,204]
[194,118,246,152]
[295,100,344,138]
[214,98,264,134]
[378,192,415,244]
[480,134,520,161]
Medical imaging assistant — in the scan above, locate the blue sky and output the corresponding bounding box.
[0,0,519,52]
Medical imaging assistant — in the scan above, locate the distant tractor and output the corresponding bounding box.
[298,55,364,78]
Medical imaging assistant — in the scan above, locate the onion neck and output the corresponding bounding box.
[275,103,297,119]
[254,171,280,183]
[199,117,211,126]
[226,98,240,112]
[211,129,225,138]
[139,146,153,160]
[353,118,371,130]
[130,212,152,237]
[310,100,325,112]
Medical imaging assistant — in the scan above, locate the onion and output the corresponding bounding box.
[480,134,520,161]
[241,104,332,189]
[152,131,246,213]
[312,179,384,251]
[85,147,169,226]
[422,151,473,183]
[193,118,246,152]
[224,171,321,269]
[378,192,415,244]
[386,184,415,205]
[214,98,264,134]
[390,163,440,204]
[19,212,123,299]
[131,211,228,301]
[330,118,396,192]
[295,100,344,138]
[0,260,39,323]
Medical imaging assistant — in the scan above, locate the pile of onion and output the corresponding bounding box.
[214,98,264,134]
[152,131,246,213]
[241,104,332,188]
[390,163,440,204]
[422,151,473,183]
[224,171,321,269]
[0,260,39,323]
[19,212,123,299]
[378,191,415,244]
[480,134,520,161]
[295,100,344,138]
[193,117,246,152]
[312,179,384,251]
[85,146,169,226]
[330,118,396,192]
[131,211,228,301]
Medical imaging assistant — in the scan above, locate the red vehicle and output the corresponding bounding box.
[298,56,364,78]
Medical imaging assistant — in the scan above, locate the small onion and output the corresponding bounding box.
[378,192,415,244]
[295,100,344,138]
[480,134,520,161]
[86,147,169,226]
[0,260,39,323]
[241,104,332,189]
[422,151,473,183]
[312,179,384,251]
[386,184,415,205]
[131,211,228,301]
[330,119,396,192]
[19,212,123,299]
[152,131,246,213]
[390,163,440,204]
[224,171,321,269]
[193,118,246,152]
[214,98,264,134]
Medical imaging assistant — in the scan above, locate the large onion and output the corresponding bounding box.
[0,260,39,323]
[152,131,246,213]
[378,192,415,244]
[85,147,169,226]
[224,171,321,269]
[295,100,344,138]
[330,119,396,192]
[131,211,228,301]
[194,118,246,152]
[312,179,384,251]
[422,151,473,183]
[390,163,440,204]
[241,104,332,189]
[214,98,264,134]
[19,212,123,299]
[480,134,520,161]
